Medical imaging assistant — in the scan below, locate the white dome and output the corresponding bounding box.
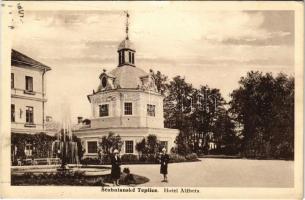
[109,65,148,88]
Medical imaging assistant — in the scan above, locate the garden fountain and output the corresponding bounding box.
[11,105,112,185]
[51,121,80,171]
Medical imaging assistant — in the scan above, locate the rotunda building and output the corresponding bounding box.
[73,24,179,157]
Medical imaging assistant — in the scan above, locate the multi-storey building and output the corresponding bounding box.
[11,49,51,135]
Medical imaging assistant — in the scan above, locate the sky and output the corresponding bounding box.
[12,7,295,123]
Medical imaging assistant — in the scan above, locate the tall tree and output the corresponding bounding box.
[189,85,227,153]
[164,76,193,129]
[163,76,195,154]
[230,71,294,159]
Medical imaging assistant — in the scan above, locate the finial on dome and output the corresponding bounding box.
[124,11,129,40]
[103,68,106,73]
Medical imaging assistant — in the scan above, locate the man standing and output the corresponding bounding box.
[160,148,170,182]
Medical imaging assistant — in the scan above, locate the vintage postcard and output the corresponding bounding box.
[0,1,303,199]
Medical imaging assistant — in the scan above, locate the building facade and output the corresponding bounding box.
[73,30,179,157]
[11,49,51,134]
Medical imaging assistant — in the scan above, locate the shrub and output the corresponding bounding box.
[139,154,148,162]
[185,153,198,161]
[146,154,158,163]
[169,154,186,162]
[101,154,111,164]
[121,154,138,163]
[81,157,100,165]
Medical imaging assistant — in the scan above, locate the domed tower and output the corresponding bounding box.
[74,11,179,157]
[118,12,135,67]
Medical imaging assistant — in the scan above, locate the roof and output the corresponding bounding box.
[11,49,51,71]
[109,65,148,88]
[118,39,135,51]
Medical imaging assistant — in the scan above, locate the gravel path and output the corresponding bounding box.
[123,158,293,187]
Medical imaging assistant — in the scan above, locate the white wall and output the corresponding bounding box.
[89,90,164,129]
[11,65,47,133]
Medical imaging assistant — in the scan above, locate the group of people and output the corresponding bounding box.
[110,148,169,186]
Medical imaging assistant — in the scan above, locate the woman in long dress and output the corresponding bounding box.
[111,149,121,186]
[160,148,170,182]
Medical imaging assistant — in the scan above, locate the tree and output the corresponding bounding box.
[175,130,192,156]
[135,138,148,156]
[146,134,160,155]
[150,69,168,95]
[135,135,161,158]
[99,132,123,155]
[189,85,227,153]
[163,75,232,155]
[164,76,193,129]
[230,71,294,159]
[213,109,240,154]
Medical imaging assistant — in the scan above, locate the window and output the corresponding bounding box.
[26,106,34,124]
[125,140,134,153]
[119,51,121,65]
[122,51,125,63]
[25,76,33,91]
[124,102,132,115]
[87,141,97,153]
[132,53,135,64]
[11,73,14,89]
[11,104,15,122]
[129,52,132,63]
[160,141,168,152]
[101,76,107,88]
[99,104,109,117]
[147,104,155,117]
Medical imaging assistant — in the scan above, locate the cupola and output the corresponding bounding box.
[117,11,136,67]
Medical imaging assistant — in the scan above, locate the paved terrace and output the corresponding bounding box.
[123,158,294,187]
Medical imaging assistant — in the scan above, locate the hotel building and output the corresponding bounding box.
[11,49,51,156]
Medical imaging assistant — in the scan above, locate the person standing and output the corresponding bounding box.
[111,149,121,186]
[160,148,170,182]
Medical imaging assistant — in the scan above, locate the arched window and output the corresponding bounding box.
[101,76,107,88]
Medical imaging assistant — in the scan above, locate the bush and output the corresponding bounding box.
[146,154,157,163]
[169,154,186,162]
[121,154,138,163]
[11,171,107,186]
[185,153,198,161]
[138,154,158,163]
[139,154,148,162]
[81,157,100,165]
[101,154,111,164]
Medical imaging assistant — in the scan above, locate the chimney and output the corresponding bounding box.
[77,116,83,124]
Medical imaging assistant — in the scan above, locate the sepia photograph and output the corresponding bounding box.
[0,1,303,199]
